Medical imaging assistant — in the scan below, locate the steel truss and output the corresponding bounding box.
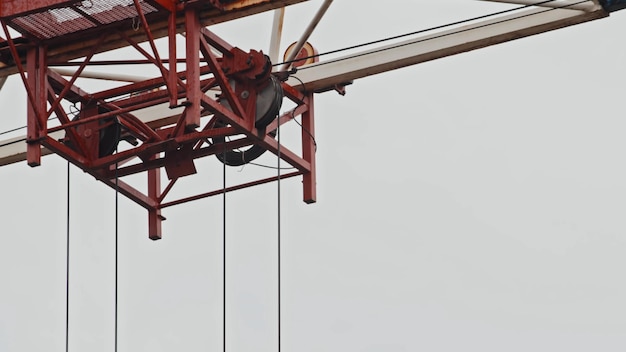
[0,1,316,239]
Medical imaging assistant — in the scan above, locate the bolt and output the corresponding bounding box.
[241,91,249,99]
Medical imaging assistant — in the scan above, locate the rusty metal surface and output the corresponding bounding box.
[0,14,316,238]
[0,0,309,77]
[0,0,75,18]
[0,0,314,239]
[7,1,160,40]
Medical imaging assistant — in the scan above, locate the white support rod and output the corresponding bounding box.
[269,8,286,65]
[279,0,333,71]
[0,7,608,166]
[478,0,598,12]
[51,68,149,83]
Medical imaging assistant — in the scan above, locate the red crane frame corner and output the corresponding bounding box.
[0,0,316,240]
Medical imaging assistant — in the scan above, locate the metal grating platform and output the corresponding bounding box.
[8,0,160,40]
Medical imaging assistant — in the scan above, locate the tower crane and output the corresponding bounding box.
[0,0,623,240]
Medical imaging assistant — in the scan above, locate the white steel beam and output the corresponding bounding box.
[479,0,598,12]
[0,132,62,166]
[286,6,606,92]
[269,8,286,64]
[0,6,609,166]
[51,68,148,83]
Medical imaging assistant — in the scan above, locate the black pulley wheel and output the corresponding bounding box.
[63,107,121,158]
[213,126,276,166]
[213,76,283,166]
[254,75,283,129]
[98,117,121,157]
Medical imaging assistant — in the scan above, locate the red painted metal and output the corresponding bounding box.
[0,1,75,18]
[154,0,177,12]
[4,1,164,41]
[26,47,43,166]
[148,156,163,240]
[160,172,303,208]
[301,93,316,203]
[0,1,317,239]
[185,8,202,129]
[168,11,178,108]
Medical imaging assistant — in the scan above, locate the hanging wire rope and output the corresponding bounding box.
[114,154,119,352]
[65,161,71,352]
[222,138,227,352]
[276,112,282,352]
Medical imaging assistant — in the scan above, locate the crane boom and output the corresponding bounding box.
[0,4,610,166]
[286,6,606,92]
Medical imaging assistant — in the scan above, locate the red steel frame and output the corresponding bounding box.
[0,1,316,240]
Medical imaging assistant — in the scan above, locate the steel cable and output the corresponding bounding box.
[65,161,70,352]
[277,108,282,352]
[114,154,119,352]
[222,141,227,352]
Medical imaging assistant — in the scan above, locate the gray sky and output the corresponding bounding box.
[2,1,626,351]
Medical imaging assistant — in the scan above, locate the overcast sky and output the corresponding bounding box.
[2,1,626,351]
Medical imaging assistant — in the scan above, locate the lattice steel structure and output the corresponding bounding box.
[2,0,625,239]
[0,0,316,239]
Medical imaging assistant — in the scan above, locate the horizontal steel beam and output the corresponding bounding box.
[0,132,61,165]
[477,0,598,11]
[286,6,606,92]
[51,68,148,83]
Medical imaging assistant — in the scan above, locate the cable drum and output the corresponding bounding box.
[254,75,284,129]
[97,116,121,157]
[63,106,121,158]
[213,76,283,166]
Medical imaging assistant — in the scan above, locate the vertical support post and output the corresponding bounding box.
[26,46,47,167]
[269,8,285,66]
[301,93,316,203]
[37,47,47,129]
[184,7,201,129]
[148,166,163,240]
[168,10,178,108]
[78,102,100,160]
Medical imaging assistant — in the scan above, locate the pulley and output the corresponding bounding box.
[63,105,121,158]
[213,75,283,166]
[97,114,121,157]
